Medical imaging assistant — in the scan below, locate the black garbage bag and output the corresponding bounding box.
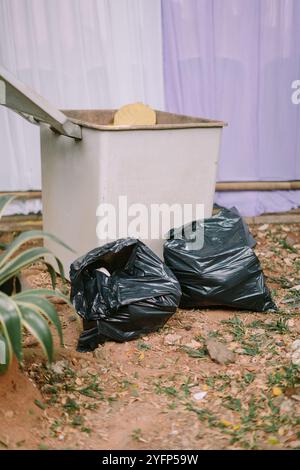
[213,204,257,249]
[70,238,182,351]
[164,207,276,312]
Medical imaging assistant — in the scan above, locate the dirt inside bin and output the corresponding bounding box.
[0,223,300,450]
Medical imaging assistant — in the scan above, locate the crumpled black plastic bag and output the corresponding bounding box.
[70,238,182,351]
[164,207,276,312]
[213,204,257,249]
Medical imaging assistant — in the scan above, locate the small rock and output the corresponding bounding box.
[280,399,294,415]
[68,314,77,322]
[4,410,14,418]
[291,339,300,351]
[284,258,294,267]
[255,328,265,336]
[291,350,300,366]
[164,333,182,346]
[51,360,68,375]
[290,285,300,291]
[94,348,103,360]
[289,440,300,449]
[273,396,285,407]
[184,339,201,349]
[206,338,236,365]
[193,391,207,401]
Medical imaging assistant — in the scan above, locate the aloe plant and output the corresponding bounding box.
[0,194,73,374]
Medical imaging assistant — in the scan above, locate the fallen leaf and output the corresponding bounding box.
[284,386,298,397]
[219,419,232,428]
[258,224,269,231]
[268,437,280,445]
[291,395,300,402]
[232,424,241,431]
[272,387,283,397]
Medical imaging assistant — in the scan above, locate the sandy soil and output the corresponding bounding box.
[0,223,300,450]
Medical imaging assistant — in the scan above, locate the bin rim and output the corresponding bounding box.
[63,109,227,131]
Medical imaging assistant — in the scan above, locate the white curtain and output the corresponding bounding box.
[0,0,165,214]
[162,0,300,216]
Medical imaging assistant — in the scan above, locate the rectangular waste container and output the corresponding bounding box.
[0,66,226,277]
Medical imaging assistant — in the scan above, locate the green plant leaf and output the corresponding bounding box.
[44,262,57,289]
[0,332,10,375]
[0,246,54,286]
[14,288,72,306]
[19,305,53,362]
[0,195,16,220]
[0,293,22,362]
[0,230,74,269]
[16,295,63,345]
[55,257,66,285]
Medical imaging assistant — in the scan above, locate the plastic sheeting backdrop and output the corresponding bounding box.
[162,0,300,216]
[1,0,300,216]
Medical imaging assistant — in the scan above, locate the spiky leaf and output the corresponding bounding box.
[19,305,53,362]
[0,247,55,286]
[0,230,74,268]
[17,295,63,345]
[0,293,22,362]
[14,288,71,306]
[0,332,10,375]
[44,262,57,289]
[0,195,15,219]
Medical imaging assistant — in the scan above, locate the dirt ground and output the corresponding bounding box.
[0,223,300,450]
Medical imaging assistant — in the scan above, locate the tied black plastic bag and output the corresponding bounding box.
[70,238,181,351]
[164,207,276,312]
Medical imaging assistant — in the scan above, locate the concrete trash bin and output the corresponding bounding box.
[0,66,226,277]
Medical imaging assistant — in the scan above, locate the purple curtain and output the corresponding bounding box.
[162,0,300,216]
